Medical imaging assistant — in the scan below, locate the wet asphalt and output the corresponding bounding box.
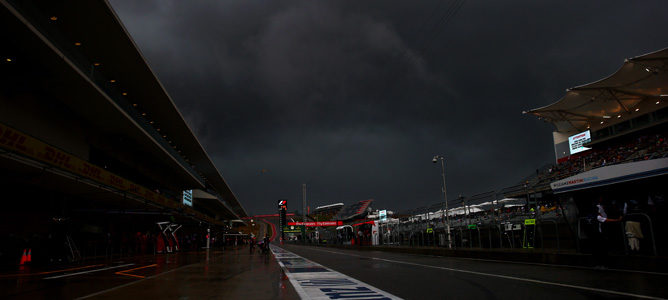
[280,244,668,300]
[1,247,298,300]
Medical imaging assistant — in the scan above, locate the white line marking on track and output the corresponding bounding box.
[308,248,666,300]
[446,255,668,276]
[44,263,135,279]
[75,263,198,299]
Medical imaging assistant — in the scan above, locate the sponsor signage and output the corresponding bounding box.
[523,219,536,248]
[568,130,591,155]
[183,189,193,206]
[379,210,387,221]
[287,221,343,227]
[0,123,217,224]
[282,226,302,233]
[467,224,477,229]
[551,158,668,193]
[278,199,287,239]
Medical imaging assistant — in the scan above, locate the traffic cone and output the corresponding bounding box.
[27,249,32,262]
[19,249,27,265]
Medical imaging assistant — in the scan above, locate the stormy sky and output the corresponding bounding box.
[108,0,668,215]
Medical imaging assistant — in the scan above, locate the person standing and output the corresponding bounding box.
[593,197,622,269]
[262,234,270,254]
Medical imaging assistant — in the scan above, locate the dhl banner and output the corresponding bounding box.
[0,122,217,224]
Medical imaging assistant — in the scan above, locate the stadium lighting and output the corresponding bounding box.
[50,16,57,21]
[122,92,128,96]
[657,101,661,105]
[109,79,116,83]
[432,155,452,249]
[93,62,100,66]
[74,42,81,46]
[635,108,640,112]
[602,115,611,119]
[661,94,668,97]
[600,121,604,124]
[5,58,11,62]
[617,115,622,118]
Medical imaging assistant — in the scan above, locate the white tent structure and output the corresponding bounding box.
[524,47,668,134]
[495,198,526,208]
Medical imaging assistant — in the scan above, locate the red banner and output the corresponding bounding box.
[287,221,343,227]
[0,122,219,225]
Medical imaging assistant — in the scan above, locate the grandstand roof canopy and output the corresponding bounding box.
[525,48,668,133]
[315,203,344,211]
[335,199,373,221]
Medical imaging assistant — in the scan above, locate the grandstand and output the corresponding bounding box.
[334,199,374,221]
[523,48,667,194]
[310,203,344,221]
[389,48,667,253]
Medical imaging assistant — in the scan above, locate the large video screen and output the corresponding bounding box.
[568,130,591,155]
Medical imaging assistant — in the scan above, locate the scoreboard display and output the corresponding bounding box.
[278,199,287,239]
[568,130,591,155]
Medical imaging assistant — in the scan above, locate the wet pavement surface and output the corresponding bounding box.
[4,243,666,300]
[280,244,668,300]
[1,247,299,299]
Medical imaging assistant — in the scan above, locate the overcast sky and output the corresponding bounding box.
[109,0,668,215]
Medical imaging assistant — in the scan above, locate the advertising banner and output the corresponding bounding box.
[0,123,217,224]
[282,226,303,233]
[278,199,287,239]
[287,221,343,227]
[551,157,668,193]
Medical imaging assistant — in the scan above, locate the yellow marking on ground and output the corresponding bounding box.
[114,264,157,279]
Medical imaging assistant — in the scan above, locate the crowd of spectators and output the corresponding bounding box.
[310,209,341,221]
[535,133,667,185]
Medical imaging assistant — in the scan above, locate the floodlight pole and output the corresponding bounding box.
[303,183,307,245]
[435,156,452,249]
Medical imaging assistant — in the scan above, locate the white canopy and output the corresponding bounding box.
[525,48,668,133]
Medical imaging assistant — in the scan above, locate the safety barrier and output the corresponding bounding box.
[325,210,661,257]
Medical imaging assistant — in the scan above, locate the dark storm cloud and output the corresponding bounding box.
[109,0,668,214]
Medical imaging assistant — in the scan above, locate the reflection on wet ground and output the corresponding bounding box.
[1,247,298,299]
